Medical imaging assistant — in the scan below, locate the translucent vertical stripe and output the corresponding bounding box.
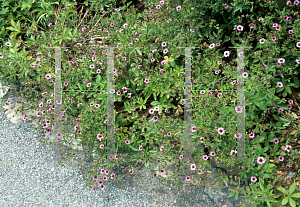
[53,47,63,163]
[106,47,115,163]
[236,47,246,161]
[183,48,193,162]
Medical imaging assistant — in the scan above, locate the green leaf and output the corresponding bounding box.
[285,86,292,94]
[289,197,296,207]
[227,191,235,198]
[291,193,300,198]
[130,47,135,54]
[150,101,160,106]
[128,145,139,151]
[288,183,297,195]
[149,150,157,153]
[259,179,266,191]
[41,31,46,40]
[282,196,289,205]
[277,186,289,195]
[282,90,287,97]
[235,191,238,200]
[136,48,142,56]
[11,19,16,27]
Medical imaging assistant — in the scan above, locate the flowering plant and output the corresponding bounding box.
[0,0,300,206]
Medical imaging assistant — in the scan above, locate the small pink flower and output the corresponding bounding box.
[249,133,255,138]
[277,82,283,87]
[237,25,243,31]
[259,38,265,44]
[243,72,248,78]
[257,157,265,164]
[278,58,285,64]
[235,106,243,113]
[191,164,196,170]
[218,128,225,135]
[176,6,181,10]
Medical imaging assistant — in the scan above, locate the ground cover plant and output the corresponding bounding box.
[0,0,300,206]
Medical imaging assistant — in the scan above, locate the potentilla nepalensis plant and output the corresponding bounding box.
[0,0,300,206]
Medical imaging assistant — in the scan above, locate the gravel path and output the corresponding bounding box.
[0,88,222,207]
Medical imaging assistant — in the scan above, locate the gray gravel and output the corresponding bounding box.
[0,89,222,207]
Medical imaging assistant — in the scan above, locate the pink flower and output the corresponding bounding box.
[230,150,237,156]
[237,25,243,31]
[259,38,265,44]
[278,156,284,161]
[251,176,257,182]
[223,51,230,57]
[209,43,215,49]
[243,72,248,78]
[249,133,255,138]
[176,6,181,10]
[278,58,285,64]
[257,157,265,164]
[277,82,283,87]
[218,127,225,135]
[191,164,196,170]
[235,106,243,113]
